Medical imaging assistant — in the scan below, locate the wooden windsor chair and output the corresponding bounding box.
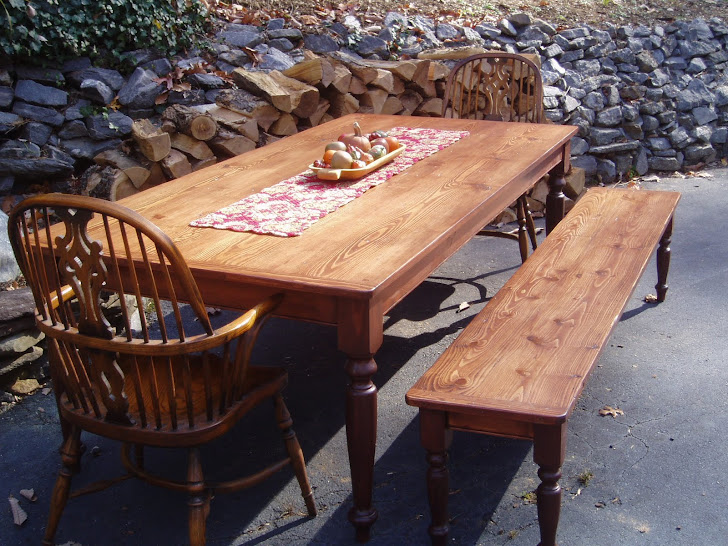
[442,52,545,262]
[7,194,316,546]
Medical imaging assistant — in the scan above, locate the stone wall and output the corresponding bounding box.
[1,13,727,197]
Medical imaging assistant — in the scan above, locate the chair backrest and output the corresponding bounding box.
[442,52,544,123]
[7,194,275,434]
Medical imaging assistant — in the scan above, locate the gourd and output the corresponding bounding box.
[338,122,371,152]
[330,150,354,169]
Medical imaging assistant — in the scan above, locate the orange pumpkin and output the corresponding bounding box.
[338,122,371,152]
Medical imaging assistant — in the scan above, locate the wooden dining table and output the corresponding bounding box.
[111,113,577,541]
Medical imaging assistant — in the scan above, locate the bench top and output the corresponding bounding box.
[406,187,680,425]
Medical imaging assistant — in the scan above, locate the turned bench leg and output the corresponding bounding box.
[533,423,567,546]
[656,216,673,302]
[420,409,453,546]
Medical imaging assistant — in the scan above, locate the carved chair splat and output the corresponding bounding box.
[442,52,545,262]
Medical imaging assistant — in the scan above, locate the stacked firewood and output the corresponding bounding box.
[78,52,452,200]
[80,102,259,201]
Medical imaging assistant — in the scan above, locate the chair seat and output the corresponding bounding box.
[59,355,288,447]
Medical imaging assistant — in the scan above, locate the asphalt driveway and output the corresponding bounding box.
[1,170,726,545]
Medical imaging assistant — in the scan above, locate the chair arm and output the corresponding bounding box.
[213,293,284,341]
[49,285,76,309]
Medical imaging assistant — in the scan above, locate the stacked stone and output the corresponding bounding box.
[1,13,728,196]
[0,288,46,405]
[479,14,728,182]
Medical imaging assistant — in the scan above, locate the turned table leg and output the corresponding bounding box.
[420,410,453,546]
[346,356,379,541]
[533,423,567,546]
[656,216,674,302]
[546,167,567,236]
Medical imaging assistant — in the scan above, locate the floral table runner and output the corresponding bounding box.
[190,127,469,237]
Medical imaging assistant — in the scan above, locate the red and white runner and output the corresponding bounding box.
[190,127,469,237]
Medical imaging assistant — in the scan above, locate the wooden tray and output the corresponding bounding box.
[309,145,406,181]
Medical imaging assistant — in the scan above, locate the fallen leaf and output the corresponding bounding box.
[599,405,624,418]
[456,301,470,313]
[243,46,264,67]
[8,495,27,526]
[19,489,36,502]
[644,293,658,303]
[640,174,660,183]
[300,14,320,25]
[154,91,170,105]
[107,96,122,110]
[595,501,606,508]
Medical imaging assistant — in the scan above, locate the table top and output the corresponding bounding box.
[116,114,577,324]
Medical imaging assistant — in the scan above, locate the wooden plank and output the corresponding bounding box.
[406,188,680,423]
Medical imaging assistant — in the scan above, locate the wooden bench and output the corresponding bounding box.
[405,187,680,545]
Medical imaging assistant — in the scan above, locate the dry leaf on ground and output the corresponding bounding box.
[8,495,27,526]
[456,301,470,313]
[19,489,36,502]
[599,405,624,418]
[644,293,658,303]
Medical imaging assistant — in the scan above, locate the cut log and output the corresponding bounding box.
[327,92,359,117]
[415,97,444,116]
[354,58,419,81]
[527,195,546,215]
[358,87,389,115]
[131,119,171,162]
[208,129,257,157]
[160,149,192,179]
[329,51,377,84]
[399,90,424,115]
[381,95,404,115]
[329,63,353,94]
[268,70,319,118]
[269,113,298,136]
[85,166,139,201]
[369,69,395,93]
[428,61,450,82]
[93,149,150,189]
[307,99,330,127]
[193,104,260,141]
[283,57,335,87]
[232,69,317,115]
[190,156,217,172]
[411,61,437,97]
[232,69,294,111]
[160,119,176,134]
[215,89,281,132]
[391,76,405,95]
[144,162,167,187]
[161,104,218,141]
[418,46,487,60]
[349,76,368,95]
[169,133,215,160]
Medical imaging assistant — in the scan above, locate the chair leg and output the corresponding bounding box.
[187,447,208,546]
[523,195,538,251]
[656,216,673,302]
[134,444,144,470]
[516,196,530,263]
[43,425,82,546]
[274,393,317,517]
